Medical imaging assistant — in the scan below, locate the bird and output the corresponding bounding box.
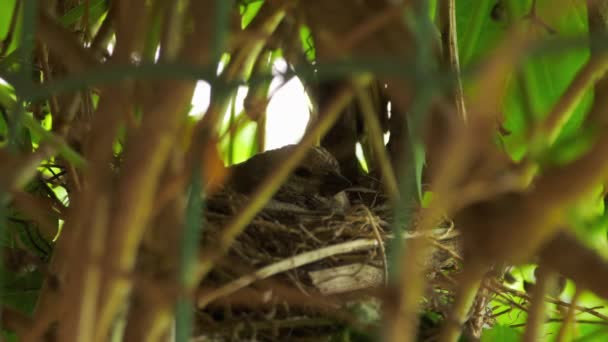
[219,144,352,215]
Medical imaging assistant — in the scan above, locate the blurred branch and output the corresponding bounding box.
[437,0,467,122]
[93,0,208,339]
[224,1,288,81]
[522,265,551,342]
[536,55,608,145]
[29,1,151,340]
[354,84,398,200]
[37,12,100,73]
[89,2,115,58]
[555,288,581,342]
[539,231,608,299]
[437,263,486,342]
[158,0,186,62]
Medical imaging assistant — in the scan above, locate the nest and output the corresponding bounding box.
[194,188,469,341]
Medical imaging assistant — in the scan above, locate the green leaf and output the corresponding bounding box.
[0,0,108,71]
[500,1,590,160]
[0,0,20,58]
[221,118,258,164]
[241,0,264,28]
[59,0,108,27]
[481,325,521,342]
[577,325,608,342]
[457,0,499,66]
[299,26,315,61]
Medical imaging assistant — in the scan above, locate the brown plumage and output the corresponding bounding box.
[225,145,351,212]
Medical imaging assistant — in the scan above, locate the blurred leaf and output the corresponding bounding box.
[0,0,107,71]
[500,0,590,160]
[59,0,108,27]
[221,119,258,164]
[21,113,85,167]
[299,26,315,61]
[176,156,204,341]
[0,0,20,58]
[241,0,264,28]
[0,0,17,37]
[577,326,608,342]
[480,325,520,342]
[491,299,528,327]
[2,330,18,342]
[543,127,596,165]
[0,264,43,314]
[567,185,608,255]
[457,0,502,66]
[0,82,16,105]
[3,190,55,257]
[421,191,434,208]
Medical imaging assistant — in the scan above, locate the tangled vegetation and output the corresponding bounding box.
[2,0,608,341]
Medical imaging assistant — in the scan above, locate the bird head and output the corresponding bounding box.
[290,146,351,196]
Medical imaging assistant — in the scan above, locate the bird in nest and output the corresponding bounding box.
[212,145,352,217]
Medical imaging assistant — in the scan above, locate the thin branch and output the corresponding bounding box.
[555,288,581,342]
[354,84,398,200]
[522,266,552,342]
[438,263,486,342]
[197,238,378,308]
[37,12,100,73]
[438,0,467,123]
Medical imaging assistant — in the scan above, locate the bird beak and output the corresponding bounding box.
[320,172,352,196]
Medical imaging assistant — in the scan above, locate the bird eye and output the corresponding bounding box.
[294,167,313,178]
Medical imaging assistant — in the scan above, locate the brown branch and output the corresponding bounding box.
[1,307,32,338]
[354,84,398,200]
[522,266,552,342]
[393,28,532,342]
[89,3,115,58]
[36,12,100,73]
[539,231,608,300]
[437,263,486,342]
[29,2,150,341]
[437,0,467,123]
[555,288,581,342]
[158,0,184,62]
[93,1,218,340]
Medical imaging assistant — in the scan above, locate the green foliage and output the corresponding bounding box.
[577,325,608,341]
[240,0,264,29]
[457,0,499,66]
[480,325,520,342]
[299,26,315,61]
[0,264,43,315]
[59,0,108,27]
[0,0,20,58]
